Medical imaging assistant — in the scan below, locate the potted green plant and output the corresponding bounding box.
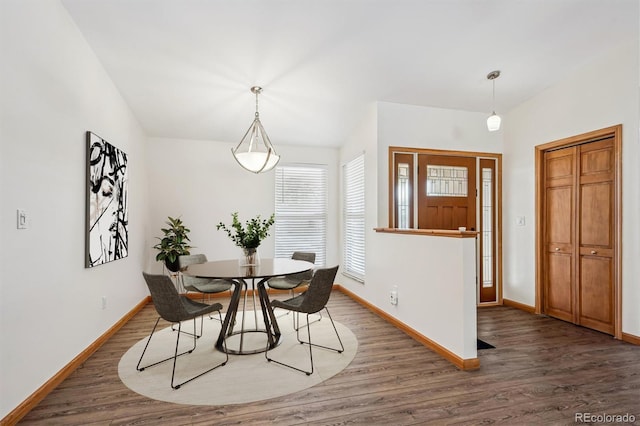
[216,212,275,266]
[153,216,192,272]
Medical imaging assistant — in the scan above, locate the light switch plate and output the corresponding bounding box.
[17,209,28,229]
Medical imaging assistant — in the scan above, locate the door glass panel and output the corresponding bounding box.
[396,163,410,229]
[482,167,493,288]
[426,165,468,197]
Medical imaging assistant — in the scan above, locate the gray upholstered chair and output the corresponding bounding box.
[267,251,316,294]
[137,272,228,389]
[265,265,343,376]
[176,254,233,332]
[178,254,233,299]
[267,251,316,328]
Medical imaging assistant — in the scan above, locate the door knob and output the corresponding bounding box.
[591,250,597,255]
[555,247,560,251]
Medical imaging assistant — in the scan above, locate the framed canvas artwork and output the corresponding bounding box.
[86,131,129,267]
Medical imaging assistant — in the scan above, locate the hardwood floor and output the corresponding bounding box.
[18,292,640,425]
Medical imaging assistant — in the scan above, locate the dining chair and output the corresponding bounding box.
[137,272,228,389]
[178,254,233,299]
[265,265,343,376]
[267,251,316,328]
[176,254,234,334]
[267,251,315,294]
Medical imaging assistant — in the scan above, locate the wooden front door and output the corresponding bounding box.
[543,137,616,335]
[417,155,476,230]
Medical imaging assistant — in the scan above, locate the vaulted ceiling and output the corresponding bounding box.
[61,0,638,147]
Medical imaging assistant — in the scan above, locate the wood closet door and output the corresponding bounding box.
[543,147,577,322]
[543,137,615,335]
[577,138,615,334]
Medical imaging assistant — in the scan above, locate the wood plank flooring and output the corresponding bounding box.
[18,292,640,425]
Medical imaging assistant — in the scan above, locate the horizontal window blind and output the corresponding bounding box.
[343,154,365,281]
[275,164,327,266]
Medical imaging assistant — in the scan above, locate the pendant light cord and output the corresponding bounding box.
[492,78,496,113]
[255,90,259,119]
[487,70,500,114]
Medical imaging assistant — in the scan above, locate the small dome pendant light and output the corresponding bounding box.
[232,86,280,173]
[486,70,501,132]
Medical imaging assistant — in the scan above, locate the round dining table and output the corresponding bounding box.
[184,258,313,355]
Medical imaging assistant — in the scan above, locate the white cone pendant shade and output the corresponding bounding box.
[487,112,501,132]
[232,87,280,173]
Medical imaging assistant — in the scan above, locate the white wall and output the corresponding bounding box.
[340,102,500,359]
[0,1,149,418]
[503,41,640,336]
[339,102,378,292]
[376,101,503,226]
[145,138,340,273]
[370,233,478,358]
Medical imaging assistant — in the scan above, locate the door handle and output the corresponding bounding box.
[591,250,597,255]
[555,247,560,251]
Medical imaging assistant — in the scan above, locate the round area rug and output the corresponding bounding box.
[118,311,358,405]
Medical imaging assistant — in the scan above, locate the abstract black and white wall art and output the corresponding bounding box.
[86,131,129,268]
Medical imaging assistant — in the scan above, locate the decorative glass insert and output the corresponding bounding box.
[426,165,468,196]
[481,167,493,288]
[396,162,410,229]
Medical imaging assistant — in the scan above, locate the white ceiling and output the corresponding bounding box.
[61,0,637,147]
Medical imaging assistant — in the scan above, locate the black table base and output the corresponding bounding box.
[215,277,281,355]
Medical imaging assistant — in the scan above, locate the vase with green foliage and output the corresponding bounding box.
[216,212,275,266]
[153,216,192,272]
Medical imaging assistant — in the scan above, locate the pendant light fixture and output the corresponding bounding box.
[486,70,501,132]
[232,86,280,173]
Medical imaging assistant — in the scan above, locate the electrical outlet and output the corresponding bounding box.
[516,216,526,226]
[390,287,398,305]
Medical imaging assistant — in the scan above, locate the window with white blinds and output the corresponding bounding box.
[274,164,327,266]
[343,154,365,281]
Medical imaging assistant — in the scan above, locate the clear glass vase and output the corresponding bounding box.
[239,247,260,266]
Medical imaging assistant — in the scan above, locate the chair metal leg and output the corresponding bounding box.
[294,310,322,331]
[265,307,343,376]
[265,312,314,375]
[171,313,205,338]
[170,311,228,389]
[205,292,230,322]
[137,312,228,390]
[295,308,344,354]
[137,317,197,372]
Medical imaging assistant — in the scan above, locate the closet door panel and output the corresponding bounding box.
[579,255,614,334]
[577,138,615,334]
[545,253,574,321]
[544,147,576,321]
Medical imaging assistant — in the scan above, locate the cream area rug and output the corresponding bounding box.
[118,311,357,405]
